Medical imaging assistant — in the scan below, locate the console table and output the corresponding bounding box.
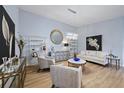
[0,57,26,88]
[55,51,70,62]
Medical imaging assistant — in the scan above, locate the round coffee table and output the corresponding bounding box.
[68,58,86,71]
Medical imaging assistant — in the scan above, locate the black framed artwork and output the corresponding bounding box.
[0,6,15,65]
[86,35,102,51]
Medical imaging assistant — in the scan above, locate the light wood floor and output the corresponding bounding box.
[24,61,124,88]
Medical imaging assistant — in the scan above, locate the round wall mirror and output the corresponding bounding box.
[50,29,63,45]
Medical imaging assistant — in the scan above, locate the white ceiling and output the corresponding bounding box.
[18,5,124,27]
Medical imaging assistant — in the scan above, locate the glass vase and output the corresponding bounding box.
[8,58,14,72]
[2,57,8,72]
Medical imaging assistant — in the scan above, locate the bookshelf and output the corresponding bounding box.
[23,35,46,65]
[65,33,78,58]
[68,39,78,58]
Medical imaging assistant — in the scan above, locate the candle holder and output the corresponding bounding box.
[8,58,14,72]
[2,57,8,72]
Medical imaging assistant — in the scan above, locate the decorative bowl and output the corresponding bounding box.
[73,58,80,61]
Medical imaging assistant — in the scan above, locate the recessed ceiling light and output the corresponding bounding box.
[68,8,77,14]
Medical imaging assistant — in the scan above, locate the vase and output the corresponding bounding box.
[19,50,22,58]
[18,45,23,58]
[74,53,77,58]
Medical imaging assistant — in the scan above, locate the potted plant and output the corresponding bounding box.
[74,53,77,58]
[15,35,26,58]
[73,53,80,61]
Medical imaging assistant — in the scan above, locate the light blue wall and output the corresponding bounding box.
[3,5,19,56]
[19,9,77,51]
[19,9,77,65]
[77,17,124,66]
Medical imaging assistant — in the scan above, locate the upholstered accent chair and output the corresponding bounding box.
[37,57,55,71]
[50,65,83,88]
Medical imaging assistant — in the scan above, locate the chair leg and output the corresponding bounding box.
[37,68,41,72]
[51,84,55,88]
[81,81,84,88]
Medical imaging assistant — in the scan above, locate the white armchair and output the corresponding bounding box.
[37,57,55,70]
[50,65,83,88]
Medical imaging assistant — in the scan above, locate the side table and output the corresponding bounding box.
[68,58,86,71]
[106,57,120,70]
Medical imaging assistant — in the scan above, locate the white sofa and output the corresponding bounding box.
[50,65,83,88]
[79,50,108,66]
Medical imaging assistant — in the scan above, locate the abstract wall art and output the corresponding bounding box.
[86,35,102,51]
[0,5,15,65]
